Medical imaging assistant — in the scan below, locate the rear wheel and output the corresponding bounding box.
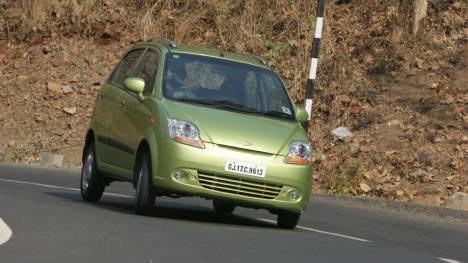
[80,143,105,202]
[277,211,301,229]
[213,200,236,216]
[134,152,156,216]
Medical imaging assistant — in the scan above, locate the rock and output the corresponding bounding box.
[417,150,433,166]
[376,183,396,194]
[70,73,81,83]
[85,56,98,65]
[409,169,428,182]
[450,159,460,170]
[39,153,64,168]
[350,141,360,154]
[350,105,362,114]
[359,182,372,193]
[441,96,455,106]
[47,81,61,93]
[447,192,468,211]
[331,127,352,140]
[0,53,6,64]
[63,106,77,115]
[363,171,375,179]
[61,85,73,94]
[336,94,351,104]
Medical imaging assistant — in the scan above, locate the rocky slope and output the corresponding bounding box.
[0,0,466,206]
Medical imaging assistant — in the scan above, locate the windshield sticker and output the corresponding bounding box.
[281,106,292,115]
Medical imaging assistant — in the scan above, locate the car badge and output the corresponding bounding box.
[239,140,252,146]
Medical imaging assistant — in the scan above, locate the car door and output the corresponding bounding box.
[95,48,145,176]
[115,48,161,172]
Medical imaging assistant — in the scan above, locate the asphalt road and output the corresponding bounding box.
[0,165,467,263]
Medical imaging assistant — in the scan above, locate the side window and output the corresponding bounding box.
[110,49,144,86]
[135,50,159,95]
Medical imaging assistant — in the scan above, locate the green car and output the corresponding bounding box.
[80,39,312,229]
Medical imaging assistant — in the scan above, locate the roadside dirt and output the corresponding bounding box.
[0,0,466,207]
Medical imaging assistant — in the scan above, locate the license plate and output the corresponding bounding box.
[224,160,266,178]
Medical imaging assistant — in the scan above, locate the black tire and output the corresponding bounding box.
[134,151,156,215]
[277,211,301,229]
[80,143,106,202]
[213,200,236,216]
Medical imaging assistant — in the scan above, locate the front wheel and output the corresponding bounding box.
[134,152,156,216]
[277,211,301,229]
[80,143,105,202]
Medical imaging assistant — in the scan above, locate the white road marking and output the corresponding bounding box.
[0,218,12,245]
[438,257,461,263]
[258,218,371,242]
[0,178,132,198]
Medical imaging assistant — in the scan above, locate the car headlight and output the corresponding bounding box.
[168,118,205,149]
[284,141,311,165]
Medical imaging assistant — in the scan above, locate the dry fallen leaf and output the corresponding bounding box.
[415,58,425,69]
[396,190,404,197]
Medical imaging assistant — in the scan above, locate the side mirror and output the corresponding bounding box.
[123,77,145,100]
[295,107,309,123]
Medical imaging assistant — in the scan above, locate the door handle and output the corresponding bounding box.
[120,100,126,107]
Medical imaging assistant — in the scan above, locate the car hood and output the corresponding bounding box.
[161,100,307,155]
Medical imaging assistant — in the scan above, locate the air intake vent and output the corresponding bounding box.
[198,172,282,200]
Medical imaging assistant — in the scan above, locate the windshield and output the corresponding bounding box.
[163,53,295,120]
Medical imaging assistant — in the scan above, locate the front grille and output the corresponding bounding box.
[197,172,282,200]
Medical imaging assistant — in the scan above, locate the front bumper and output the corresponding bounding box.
[153,140,312,213]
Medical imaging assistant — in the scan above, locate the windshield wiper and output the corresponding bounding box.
[174,98,257,114]
[173,98,217,106]
[206,100,258,114]
[262,111,294,119]
[174,98,292,119]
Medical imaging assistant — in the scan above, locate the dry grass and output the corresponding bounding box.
[2,1,419,100]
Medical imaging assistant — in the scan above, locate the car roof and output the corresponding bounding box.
[132,40,270,69]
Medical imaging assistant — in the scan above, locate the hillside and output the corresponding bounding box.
[0,0,466,206]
